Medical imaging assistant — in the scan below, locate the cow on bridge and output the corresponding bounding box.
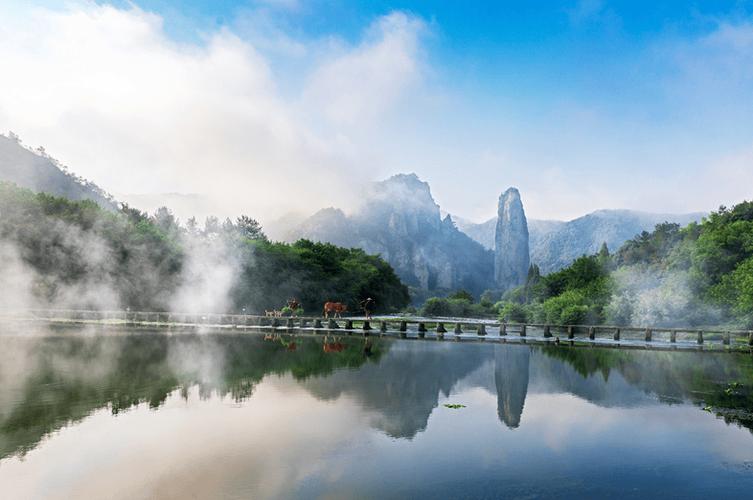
[323,301,347,318]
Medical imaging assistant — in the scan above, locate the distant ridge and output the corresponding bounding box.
[455,209,705,274]
[0,133,118,210]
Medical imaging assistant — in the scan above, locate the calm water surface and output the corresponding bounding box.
[2,328,753,499]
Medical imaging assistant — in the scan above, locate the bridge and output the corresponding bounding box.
[2,309,752,352]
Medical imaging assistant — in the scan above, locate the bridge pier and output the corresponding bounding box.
[613,328,621,341]
[418,323,427,338]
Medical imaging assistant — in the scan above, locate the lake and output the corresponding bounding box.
[1,328,753,499]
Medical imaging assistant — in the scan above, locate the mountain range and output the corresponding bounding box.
[285,173,705,295]
[455,209,705,274]
[0,134,706,297]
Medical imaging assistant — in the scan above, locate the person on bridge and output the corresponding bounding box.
[360,297,375,320]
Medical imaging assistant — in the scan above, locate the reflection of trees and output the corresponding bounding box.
[0,333,385,459]
[536,346,753,433]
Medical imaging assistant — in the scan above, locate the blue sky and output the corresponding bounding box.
[1,1,752,221]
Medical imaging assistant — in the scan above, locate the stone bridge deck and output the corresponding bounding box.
[2,309,752,352]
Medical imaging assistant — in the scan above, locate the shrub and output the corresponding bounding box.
[498,302,528,323]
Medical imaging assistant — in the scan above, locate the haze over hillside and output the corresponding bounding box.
[0,133,708,292]
[0,133,117,211]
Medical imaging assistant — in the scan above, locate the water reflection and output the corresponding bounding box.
[1,329,753,498]
[494,344,529,428]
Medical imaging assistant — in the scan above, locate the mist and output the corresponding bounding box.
[606,266,722,328]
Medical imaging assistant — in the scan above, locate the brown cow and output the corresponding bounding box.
[323,301,347,318]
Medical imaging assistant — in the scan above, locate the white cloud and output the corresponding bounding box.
[302,12,426,126]
[0,2,427,222]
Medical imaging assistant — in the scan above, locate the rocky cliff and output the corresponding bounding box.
[286,173,495,298]
[494,188,530,291]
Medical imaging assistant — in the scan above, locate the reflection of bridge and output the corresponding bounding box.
[4,309,753,350]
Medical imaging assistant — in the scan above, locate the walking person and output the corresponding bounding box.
[360,297,375,320]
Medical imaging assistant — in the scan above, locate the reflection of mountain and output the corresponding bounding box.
[528,348,651,408]
[302,342,487,438]
[494,344,529,428]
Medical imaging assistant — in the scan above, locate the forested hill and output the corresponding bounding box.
[0,182,409,314]
[497,201,753,329]
[0,133,118,210]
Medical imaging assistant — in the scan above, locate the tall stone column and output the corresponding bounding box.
[494,187,530,291]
